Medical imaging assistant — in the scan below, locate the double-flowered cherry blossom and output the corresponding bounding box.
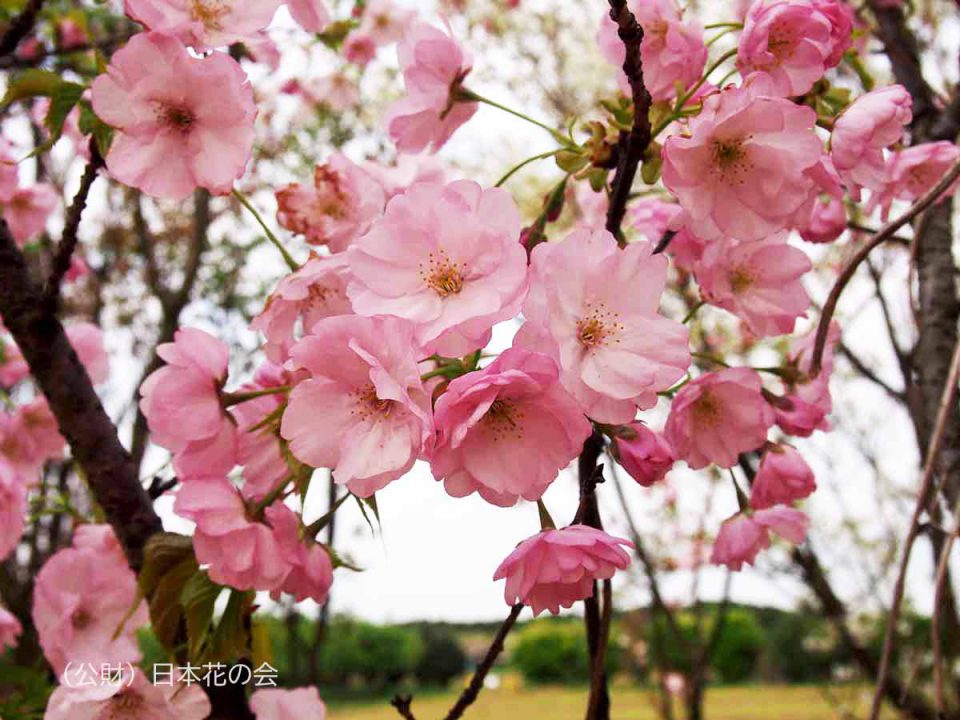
[45,668,209,720]
[737,0,852,97]
[750,443,817,509]
[872,141,960,219]
[252,254,353,363]
[429,348,591,507]
[386,22,477,153]
[348,181,527,356]
[662,78,822,242]
[612,423,676,487]
[124,0,290,49]
[252,687,326,720]
[275,154,385,252]
[3,184,57,246]
[0,399,66,480]
[710,506,809,570]
[281,315,432,497]
[773,321,837,436]
[140,327,236,477]
[0,460,27,562]
[91,32,256,200]
[665,367,774,469]
[520,228,689,424]
[831,84,912,197]
[597,0,707,102]
[494,525,633,615]
[266,499,334,604]
[695,234,811,337]
[33,526,148,675]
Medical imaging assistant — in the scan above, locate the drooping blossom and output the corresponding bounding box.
[695,235,812,337]
[124,0,282,50]
[251,687,326,720]
[286,0,332,32]
[33,525,148,675]
[831,84,912,196]
[613,423,675,486]
[0,459,27,562]
[0,606,21,650]
[789,156,844,239]
[665,368,774,469]
[267,503,334,604]
[519,228,689,424]
[358,0,415,46]
[66,322,110,385]
[597,0,707,102]
[799,195,846,243]
[281,315,432,497]
[386,23,478,153]
[361,155,446,200]
[174,477,294,591]
[45,668,210,720]
[737,0,852,97]
[710,506,809,570]
[91,32,256,200]
[662,79,822,242]
[629,197,683,244]
[667,225,708,273]
[773,321,838,436]
[139,327,237,477]
[3,184,58,246]
[429,348,591,507]
[275,154,385,251]
[348,181,526,356]
[494,525,633,615]
[750,443,817,509]
[871,141,960,219]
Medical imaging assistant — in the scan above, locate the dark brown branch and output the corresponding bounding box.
[810,158,960,376]
[0,221,161,571]
[443,603,524,720]
[0,0,45,58]
[43,152,102,311]
[605,0,652,238]
[836,340,906,403]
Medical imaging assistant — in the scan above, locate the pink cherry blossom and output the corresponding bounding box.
[124,0,282,50]
[281,315,432,497]
[3,184,57,246]
[66,322,110,385]
[774,321,838,436]
[57,18,88,49]
[0,139,19,202]
[348,181,526,356]
[872,141,960,219]
[0,606,21,650]
[667,225,708,273]
[570,182,608,230]
[737,0,851,97]
[799,195,846,243]
[429,348,591,507]
[33,525,148,675]
[831,84,912,196]
[362,155,447,200]
[598,0,707,102]
[359,0,415,46]
[287,0,331,32]
[0,333,29,387]
[275,154,385,251]
[175,477,294,591]
[750,443,817,509]
[267,504,334,604]
[386,23,478,153]
[613,423,675,487]
[0,398,66,479]
[665,368,775,469]
[695,235,812,337]
[0,459,27,561]
[344,33,377,65]
[629,197,683,244]
[494,525,633,615]
[91,32,256,200]
[662,80,822,242]
[251,687,326,720]
[520,228,689,424]
[140,327,237,478]
[710,506,809,570]
[46,668,210,720]
[252,255,352,364]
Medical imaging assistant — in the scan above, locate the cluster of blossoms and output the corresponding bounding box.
[6,0,957,715]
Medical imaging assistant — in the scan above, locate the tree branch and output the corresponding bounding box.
[0,0,45,57]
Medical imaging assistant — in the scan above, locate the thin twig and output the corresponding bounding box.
[0,0,45,57]
[443,603,524,720]
[869,337,960,720]
[586,580,613,720]
[810,158,960,376]
[390,695,417,720]
[43,152,102,311]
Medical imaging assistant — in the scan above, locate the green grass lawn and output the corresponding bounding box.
[330,683,894,719]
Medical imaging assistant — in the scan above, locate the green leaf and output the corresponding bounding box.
[140,532,195,598]
[181,570,223,659]
[0,69,63,109]
[150,554,198,651]
[207,589,254,663]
